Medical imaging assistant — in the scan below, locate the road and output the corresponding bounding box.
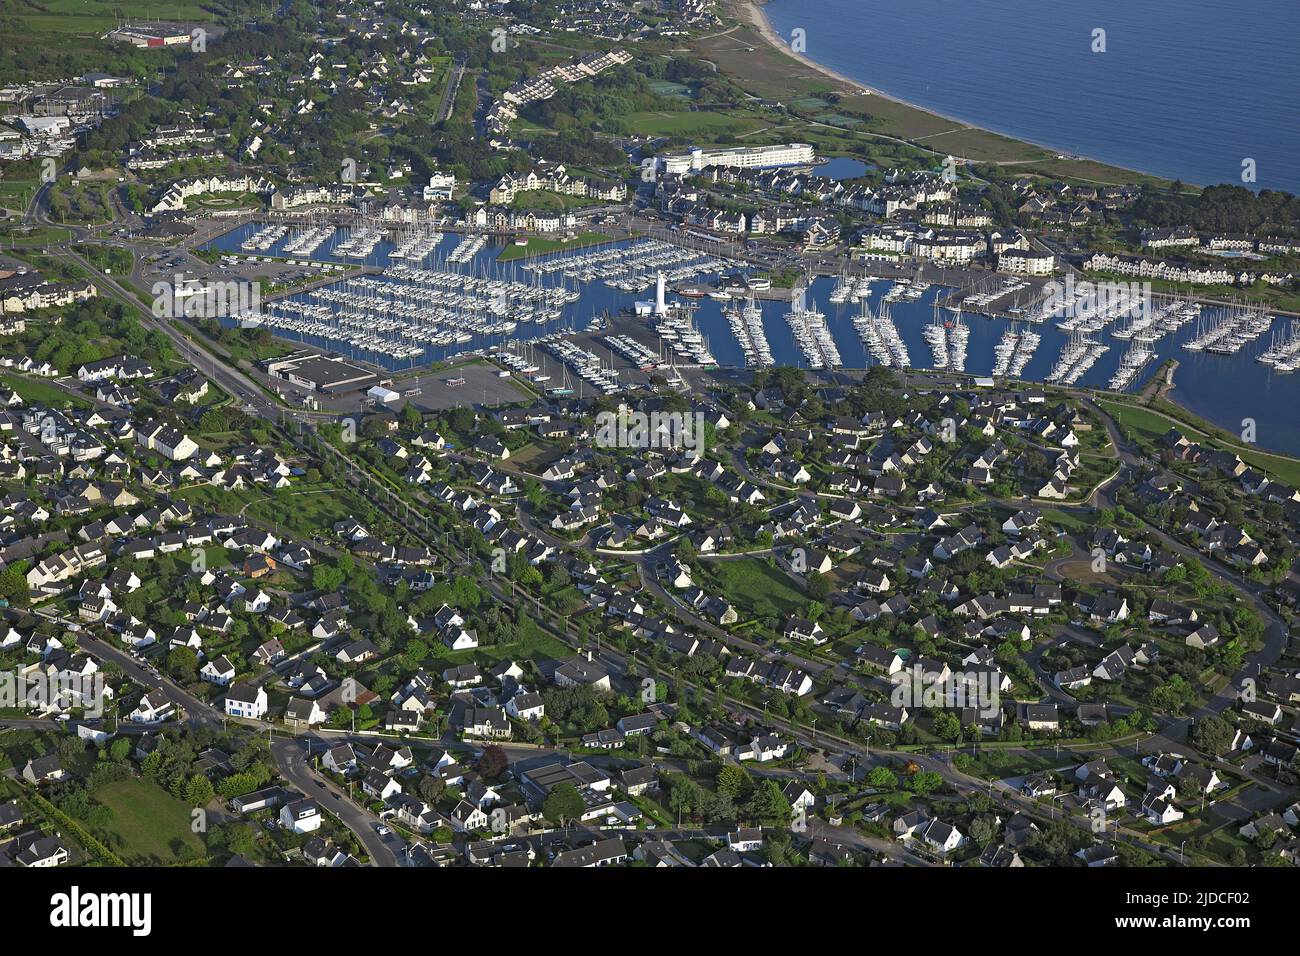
[23,193,1291,867]
[270,736,401,866]
[34,604,402,865]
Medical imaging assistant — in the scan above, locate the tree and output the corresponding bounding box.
[542,783,585,827]
[1150,675,1194,715]
[743,779,792,826]
[312,562,346,592]
[0,566,30,606]
[108,738,132,762]
[867,766,898,790]
[932,711,962,742]
[905,770,943,795]
[1190,713,1234,756]
[418,775,445,804]
[184,773,215,807]
[716,764,750,800]
[166,646,198,680]
[477,744,508,782]
[806,570,830,601]
[969,815,998,846]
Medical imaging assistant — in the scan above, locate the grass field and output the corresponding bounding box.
[497,232,613,262]
[7,0,210,32]
[621,109,767,138]
[703,556,808,618]
[647,81,692,99]
[430,615,571,666]
[243,485,378,538]
[1100,398,1300,486]
[0,225,76,247]
[508,190,605,212]
[92,778,206,864]
[0,372,89,407]
[0,177,37,216]
[1099,400,1179,444]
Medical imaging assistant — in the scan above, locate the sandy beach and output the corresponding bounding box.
[734,0,878,96]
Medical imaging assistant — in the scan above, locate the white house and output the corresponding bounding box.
[280,798,322,833]
[127,691,175,725]
[225,684,268,720]
[200,655,236,686]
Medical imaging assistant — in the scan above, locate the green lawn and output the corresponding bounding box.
[0,372,89,407]
[243,485,378,538]
[703,556,808,618]
[92,777,206,865]
[0,177,36,214]
[1098,400,1174,444]
[620,109,766,138]
[430,616,571,666]
[508,189,605,212]
[72,242,134,277]
[497,232,613,262]
[1101,398,1300,486]
[0,225,76,247]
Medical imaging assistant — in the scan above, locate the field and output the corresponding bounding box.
[72,242,135,277]
[508,190,605,212]
[425,615,572,666]
[497,232,613,262]
[702,556,809,618]
[243,485,379,538]
[0,176,37,218]
[1098,400,1178,444]
[7,0,210,31]
[1100,398,1300,486]
[0,225,76,247]
[0,372,89,407]
[620,109,768,138]
[92,778,207,864]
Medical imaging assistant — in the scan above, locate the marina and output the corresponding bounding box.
[202,220,1300,454]
[923,302,969,372]
[1257,322,1300,373]
[1183,303,1273,355]
[785,288,840,370]
[725,298,775,367]
[991,324,1041,379]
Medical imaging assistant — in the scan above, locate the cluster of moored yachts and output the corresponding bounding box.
[216,220,1288,387]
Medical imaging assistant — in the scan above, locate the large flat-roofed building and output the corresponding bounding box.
[265,352,379,393]
[519,760,611,800]
[107,24,196,47]
[661,142,815,176]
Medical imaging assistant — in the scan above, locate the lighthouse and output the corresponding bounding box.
[654,271,667,316]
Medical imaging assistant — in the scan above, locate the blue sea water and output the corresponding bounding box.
[762,0,1300,194]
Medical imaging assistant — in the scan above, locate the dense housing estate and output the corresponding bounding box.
[0,0,1297,897]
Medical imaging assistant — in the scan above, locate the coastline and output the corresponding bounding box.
[732,0,1165,185]
[735,0,878,98]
